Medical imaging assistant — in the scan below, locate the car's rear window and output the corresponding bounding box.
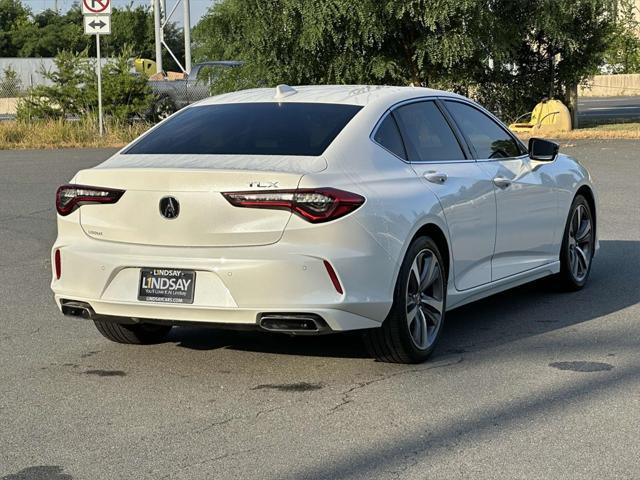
[125,102,362,156]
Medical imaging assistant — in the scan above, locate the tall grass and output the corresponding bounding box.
[0,118,152,149]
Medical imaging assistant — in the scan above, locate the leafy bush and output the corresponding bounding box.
[102,47,153,121]
[17,47,152,122]
[17,50,94,119]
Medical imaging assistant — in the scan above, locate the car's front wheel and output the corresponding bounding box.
[557,194,595,290]
[364,236,447,363]
[93,320,172,344]
[148,94,176,122]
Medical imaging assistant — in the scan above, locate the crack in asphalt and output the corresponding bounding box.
[192,403,290,436]
[193,416,235,434]
[158,448,256,479]
[329,355,464,414]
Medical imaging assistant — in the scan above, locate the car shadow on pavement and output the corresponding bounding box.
[171,240,638,360]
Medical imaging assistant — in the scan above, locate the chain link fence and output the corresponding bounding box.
[0,67,26,119]
[0,59,53,120]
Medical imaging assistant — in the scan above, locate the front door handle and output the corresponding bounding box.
[493,177,512,189]
[424,171,448,184]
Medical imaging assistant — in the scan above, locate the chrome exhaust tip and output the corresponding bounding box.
[60,300,95,319]
[258,314,330,335]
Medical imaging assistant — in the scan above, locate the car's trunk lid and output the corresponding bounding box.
[74,154,326,247]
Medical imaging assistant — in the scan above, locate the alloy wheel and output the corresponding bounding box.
[405,249,444,350]
[568,204,593,282]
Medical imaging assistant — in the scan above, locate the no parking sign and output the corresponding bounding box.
[82,0,111,15]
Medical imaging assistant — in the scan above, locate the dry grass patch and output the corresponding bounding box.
[0,119,151,149]
[517,123,640,141]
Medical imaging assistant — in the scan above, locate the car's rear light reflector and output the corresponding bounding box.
[323,260,343,294]
[56,184,125,216]
[222,188,365,223]
[54,249,61,280]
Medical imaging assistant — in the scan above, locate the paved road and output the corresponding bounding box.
[1,142,639,480]
[579,96,640,122]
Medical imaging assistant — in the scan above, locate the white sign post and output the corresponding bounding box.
[83,0,111,137]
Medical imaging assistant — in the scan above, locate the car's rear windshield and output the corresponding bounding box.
[124,102,363,156]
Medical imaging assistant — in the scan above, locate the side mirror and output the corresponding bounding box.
[528,138,559,162]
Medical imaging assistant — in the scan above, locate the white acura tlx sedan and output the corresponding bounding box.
[51,85,598,363]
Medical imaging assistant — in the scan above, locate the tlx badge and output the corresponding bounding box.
[249,181,280,188]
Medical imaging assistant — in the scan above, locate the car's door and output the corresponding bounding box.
[379,100,497,291]
[442,99,558,281]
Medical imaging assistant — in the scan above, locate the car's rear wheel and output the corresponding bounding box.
[364,236,447,363]
[556,194,595,291]
[93,320,172,344]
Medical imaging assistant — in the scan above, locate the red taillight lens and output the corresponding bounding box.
[56,184,125,216]
[222,188,365,223]
[54,249,61,280]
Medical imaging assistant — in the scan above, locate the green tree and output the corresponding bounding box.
[604,0,640,73]
[0,0,30,56]
[7,1,184,71]
[13,7,89,57]
[193,0,615,122]
[193,0,492,88]
[475,0,615,121]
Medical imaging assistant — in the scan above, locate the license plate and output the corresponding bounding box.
[138,268,196,304]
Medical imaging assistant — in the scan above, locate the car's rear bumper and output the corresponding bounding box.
[51,221,395,332]
[54,295,380,332]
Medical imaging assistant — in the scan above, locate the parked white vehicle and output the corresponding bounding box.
[51,85,598,363]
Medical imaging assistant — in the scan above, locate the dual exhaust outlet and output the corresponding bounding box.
[60,299,329,334]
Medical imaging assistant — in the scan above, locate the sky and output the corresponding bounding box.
[22,0,215,27]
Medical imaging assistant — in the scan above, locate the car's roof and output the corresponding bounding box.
[197,85,464,107]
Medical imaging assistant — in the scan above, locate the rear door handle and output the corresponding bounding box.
[424,172,448,184]
[493,177,512,189]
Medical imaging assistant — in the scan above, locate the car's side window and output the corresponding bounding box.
[392,101,465,162]
[373,114,407,160]
[443,101,523,159]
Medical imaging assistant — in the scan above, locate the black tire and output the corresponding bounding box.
[93,320,172,345]
[556,194,595,291]
[363,236,447,364]
[148,94,176,122]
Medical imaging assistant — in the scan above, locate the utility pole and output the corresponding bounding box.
[183,0,191,73]
[153,0,163,74]
[152,0,191,74]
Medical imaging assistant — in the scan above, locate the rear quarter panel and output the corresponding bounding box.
[305,107,451,305]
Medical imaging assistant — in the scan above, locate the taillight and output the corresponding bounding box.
[54,249,61,280]
[222,188,365,223]
[56,184,125,216]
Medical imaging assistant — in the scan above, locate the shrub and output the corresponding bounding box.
[17,47,152,122]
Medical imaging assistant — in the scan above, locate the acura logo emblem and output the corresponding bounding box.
[159,196,180,219]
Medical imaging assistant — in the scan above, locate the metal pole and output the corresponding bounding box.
[183,0,192,73]
[153,0,163,74]
[96,34,104,137]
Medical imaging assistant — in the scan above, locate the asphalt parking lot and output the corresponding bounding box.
[1,140,638,480]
